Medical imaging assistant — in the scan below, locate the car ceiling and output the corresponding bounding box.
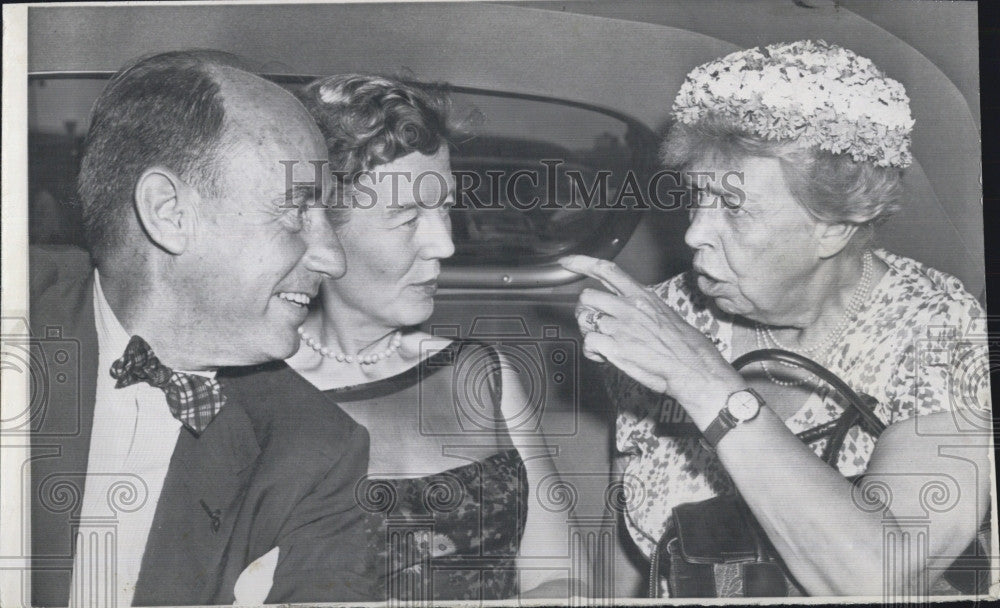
[26,1,984,297]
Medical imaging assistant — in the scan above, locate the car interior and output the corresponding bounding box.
[25,0,984,596]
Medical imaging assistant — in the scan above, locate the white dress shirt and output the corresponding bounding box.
[68,272,210,608]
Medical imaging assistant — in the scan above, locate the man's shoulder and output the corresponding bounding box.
[220,362,368,459]
[30,245,93,302]
[29,245,95,336]
[30,245,93,292]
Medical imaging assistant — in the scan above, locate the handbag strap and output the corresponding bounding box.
[728,349,986,594]
[648,349,986,597]
[646,349,889,597]
[731,349,887,462]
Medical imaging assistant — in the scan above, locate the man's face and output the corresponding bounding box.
[181,96,345,366]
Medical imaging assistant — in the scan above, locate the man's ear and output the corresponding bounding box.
[134,167,198,255]
[813,221,859,259]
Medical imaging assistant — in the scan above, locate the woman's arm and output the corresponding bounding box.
[714,406,989,596]
[495,351,591,599]
[559,255,991,597]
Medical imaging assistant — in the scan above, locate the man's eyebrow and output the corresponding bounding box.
[385,201,418,216]
[270,184,321,209]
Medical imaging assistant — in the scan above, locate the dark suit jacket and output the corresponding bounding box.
[28,246,374,606]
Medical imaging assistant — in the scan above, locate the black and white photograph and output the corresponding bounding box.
[1,1,997,605]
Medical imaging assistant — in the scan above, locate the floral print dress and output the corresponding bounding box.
[611,249,990,586]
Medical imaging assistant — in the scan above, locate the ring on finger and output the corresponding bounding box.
[582,309,608,333]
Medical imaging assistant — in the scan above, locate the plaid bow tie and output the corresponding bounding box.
[110,335,226,435]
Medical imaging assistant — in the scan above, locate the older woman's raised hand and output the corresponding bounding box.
[559,255,744,422]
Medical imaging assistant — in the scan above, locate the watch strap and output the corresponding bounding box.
[702,407,738,449]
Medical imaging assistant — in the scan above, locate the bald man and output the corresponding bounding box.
[29,51,373,606]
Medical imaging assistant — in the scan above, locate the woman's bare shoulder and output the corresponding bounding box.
[398,331,453,359]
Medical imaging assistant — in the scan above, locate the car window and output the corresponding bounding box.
[28,76,659,268]
[444,90,657,265]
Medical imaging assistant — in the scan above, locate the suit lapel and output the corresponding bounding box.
[134,360,367,605]
[30,271,99,607]
[132,381,261,606]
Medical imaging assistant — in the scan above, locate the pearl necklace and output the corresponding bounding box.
[754,249,874,387]
[754,323,812,387]
[297,326,402,365]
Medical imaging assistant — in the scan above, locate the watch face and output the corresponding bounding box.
[728,390,761,421]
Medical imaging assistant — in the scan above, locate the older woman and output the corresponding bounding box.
[287,74,582,601]
[561,41,990,597]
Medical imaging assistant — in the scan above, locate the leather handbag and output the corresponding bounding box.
[646,349,988,598]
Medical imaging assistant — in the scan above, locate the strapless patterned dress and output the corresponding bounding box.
[326,342,529,601]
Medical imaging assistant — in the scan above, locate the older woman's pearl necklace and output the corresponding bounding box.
[754,325,812,387]
[754,249,874,387]
[297,326,402,365]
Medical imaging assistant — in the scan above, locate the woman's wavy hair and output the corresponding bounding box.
[296,73,459,180]
[661,116,905,226]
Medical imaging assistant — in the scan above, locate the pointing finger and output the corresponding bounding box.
[559,255,646,298]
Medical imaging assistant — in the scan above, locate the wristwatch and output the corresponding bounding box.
[701,387,764,449]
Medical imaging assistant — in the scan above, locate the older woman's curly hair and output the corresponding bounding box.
[296,73,457,179]
[661,117,905,226]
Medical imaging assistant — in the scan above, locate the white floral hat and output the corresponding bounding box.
[671,40,914,168]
